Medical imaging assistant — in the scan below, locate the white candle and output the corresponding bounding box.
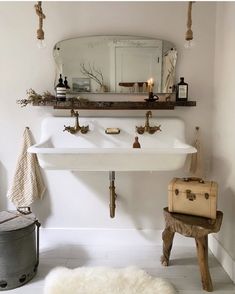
[148,78,153,92]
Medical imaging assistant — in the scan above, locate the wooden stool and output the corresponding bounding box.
[161,207,223,292]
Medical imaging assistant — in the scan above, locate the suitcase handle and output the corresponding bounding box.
[183,177,204,184]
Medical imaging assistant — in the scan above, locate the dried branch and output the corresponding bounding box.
[93,66,104,85]
[80,63,104,86]
[17,89,55,107]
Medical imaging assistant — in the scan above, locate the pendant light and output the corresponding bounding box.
[34,1,46,49]
[184,1,195,49]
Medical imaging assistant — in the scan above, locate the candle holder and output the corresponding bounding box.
[144,92,160,102]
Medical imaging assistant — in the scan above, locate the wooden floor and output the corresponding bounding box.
[7,245,235,293]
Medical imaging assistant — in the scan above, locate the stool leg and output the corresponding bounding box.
[195,235,213,292]
[161,227,175,266]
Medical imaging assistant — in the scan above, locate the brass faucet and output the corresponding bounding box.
[63,109,89,134]
[136,111,161,134]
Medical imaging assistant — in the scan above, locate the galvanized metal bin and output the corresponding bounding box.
[0,209,40,290]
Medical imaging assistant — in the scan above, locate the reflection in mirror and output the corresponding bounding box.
[54,36,177,94]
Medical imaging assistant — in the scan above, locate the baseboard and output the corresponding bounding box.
[209,234,235,283]
[40,228,194,249]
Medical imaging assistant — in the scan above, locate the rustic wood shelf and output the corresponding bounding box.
[32,100,196,110]
[174,101,196,107]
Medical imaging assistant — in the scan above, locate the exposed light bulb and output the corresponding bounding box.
[37,39,46,49]
[55,47,60,57]
[184,39,195,49]
[184,2,195,50]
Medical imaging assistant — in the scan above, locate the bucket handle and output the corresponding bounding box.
[17,207,32,215]
[35,220,41,269]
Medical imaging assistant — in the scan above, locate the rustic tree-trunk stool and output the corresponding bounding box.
[161,207,223,292]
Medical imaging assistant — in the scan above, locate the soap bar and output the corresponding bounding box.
[105,128,120,134]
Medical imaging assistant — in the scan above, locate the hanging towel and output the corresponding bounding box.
[185,127,204,178]
[162,48,177,93]
[7,127,46,207]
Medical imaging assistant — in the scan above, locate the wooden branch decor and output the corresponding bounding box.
[34,1,46,40]
[80,63,104,87]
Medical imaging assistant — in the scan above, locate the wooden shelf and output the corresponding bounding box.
[174,101,196,107]
[32,100,196,110]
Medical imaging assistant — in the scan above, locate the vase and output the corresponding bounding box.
[99,85,108,92]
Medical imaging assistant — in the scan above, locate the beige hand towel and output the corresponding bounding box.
[185,127,204,178]
[7,127,46,207]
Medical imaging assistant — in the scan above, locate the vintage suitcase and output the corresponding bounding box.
[168,177,218,219]
[0,208,40,290]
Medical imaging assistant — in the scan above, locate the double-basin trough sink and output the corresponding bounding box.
[28,115,196,172]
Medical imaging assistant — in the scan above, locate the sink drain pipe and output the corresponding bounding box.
[109,171,117,218]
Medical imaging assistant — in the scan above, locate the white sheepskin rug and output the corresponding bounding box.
[44,266,176,294]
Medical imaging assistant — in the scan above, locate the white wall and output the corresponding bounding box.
[212,2,235,261]
[0,2,216,243]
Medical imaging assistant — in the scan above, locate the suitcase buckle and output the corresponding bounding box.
[186,189,196,201]
[205,193,209,199]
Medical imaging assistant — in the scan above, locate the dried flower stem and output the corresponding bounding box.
[17,89,55,107]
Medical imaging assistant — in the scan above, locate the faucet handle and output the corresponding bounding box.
[157,124,162,132]
[148,124,162,134]
[136,126,145,134]
[63,125,70,132]
[80,125,89,134]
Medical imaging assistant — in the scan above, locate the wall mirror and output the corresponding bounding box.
[53,36,177,95]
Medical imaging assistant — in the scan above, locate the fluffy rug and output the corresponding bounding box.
[44,266,176,294]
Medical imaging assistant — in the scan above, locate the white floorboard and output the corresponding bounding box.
[7,245,235,293]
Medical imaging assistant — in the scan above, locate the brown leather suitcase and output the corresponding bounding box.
[168,177,218,219]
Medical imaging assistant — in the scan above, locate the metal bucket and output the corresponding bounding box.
[0,209,40,290]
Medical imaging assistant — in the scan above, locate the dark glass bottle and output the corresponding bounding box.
[133,137,141,148]
[56,74,64,88]
[64,76,70,89]
[176,77,188,101]
[56,74,66,101]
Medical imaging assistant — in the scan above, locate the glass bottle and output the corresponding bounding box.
[64,77,70,90]
[56,74,66,101]
[176,77,188,101]
[64,76,70,98]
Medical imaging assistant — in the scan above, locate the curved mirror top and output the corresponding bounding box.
[54,36,177,94]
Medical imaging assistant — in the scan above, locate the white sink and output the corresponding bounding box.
[28,116,196,171]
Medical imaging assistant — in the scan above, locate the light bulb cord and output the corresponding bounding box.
[185,1,194,41]
[35,1,46,40]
